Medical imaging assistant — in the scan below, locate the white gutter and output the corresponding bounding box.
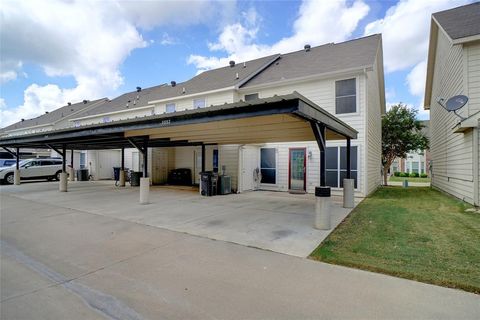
[237,65,373,92]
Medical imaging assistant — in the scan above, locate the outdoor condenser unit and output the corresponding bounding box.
[218,175,231,195]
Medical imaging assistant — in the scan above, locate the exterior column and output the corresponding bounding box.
[69,149,75,181]
[60,144,67,192]
[119,147,126,187]
[140,138,150,203]
[315,187,331,229]
[14,147,20,185]
[201,144,206,172]
[343,138,354,208]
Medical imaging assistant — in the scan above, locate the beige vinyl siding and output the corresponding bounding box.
[365,52,383,195]
[243,74,368,196]
[77,91,235,126]
[467,43,480,115]
[218,144,240,192]
[430,29,474,204]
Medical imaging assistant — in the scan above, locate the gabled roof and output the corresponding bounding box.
[1,98,107,133]
[433,2,480,41]
[241,34,382,88]
[424,3,480,110]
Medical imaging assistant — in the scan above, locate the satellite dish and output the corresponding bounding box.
[437,95,468,120]
[445,95,468,111]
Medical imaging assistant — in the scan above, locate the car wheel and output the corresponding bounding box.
[4,173,14,185]
[55,171,62,181]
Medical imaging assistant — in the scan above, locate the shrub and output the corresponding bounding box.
[399,172,408,177]
[410,172,419,178]
[420,173,428,178]
[394,171,401,177]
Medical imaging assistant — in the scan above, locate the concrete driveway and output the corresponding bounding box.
[1,190,479,319]
[0,181,354,257]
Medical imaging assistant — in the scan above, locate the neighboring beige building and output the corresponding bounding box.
[424,3,480,206]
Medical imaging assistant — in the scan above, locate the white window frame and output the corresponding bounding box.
[193,98,206,109]
[165,102,176,113]
[259,147,277,185]
[325,144,359,190]
[334,76,359,115]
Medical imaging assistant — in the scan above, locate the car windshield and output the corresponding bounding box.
[18,159,32,167]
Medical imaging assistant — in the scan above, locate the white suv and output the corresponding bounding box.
[0,158,64,184]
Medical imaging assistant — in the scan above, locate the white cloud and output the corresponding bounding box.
[188,0,370,72]
[406,60,427,96]
[0,0,231,127]
[364,0,469,73]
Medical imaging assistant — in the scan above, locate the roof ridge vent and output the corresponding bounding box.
[229,60,235,67]
[171,81,176,87]
[83,99,88,104]
[67,102,72,106]
[304,44,311,52]
[136,86,142,92]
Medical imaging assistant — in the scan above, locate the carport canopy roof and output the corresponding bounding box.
[0,92,357,150]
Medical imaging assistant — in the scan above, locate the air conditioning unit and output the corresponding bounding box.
[218,175,231,195]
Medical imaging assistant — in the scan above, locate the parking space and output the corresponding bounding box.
[1,181,355,257]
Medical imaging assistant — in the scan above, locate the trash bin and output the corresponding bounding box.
[113,167,121,181]
[200,171,218,196]
[218,175,231,195]
[130,171,143,187]
[76,169,89,181]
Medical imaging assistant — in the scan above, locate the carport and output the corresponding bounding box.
[0,92,357,203]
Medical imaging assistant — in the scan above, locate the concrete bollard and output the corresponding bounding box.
[343,179,355,208]
[139,177,150,204]
[69,167,75,182]
[315,186,331,230]
[59,172,68,192]
[13,169,21,185]
[118,170,126,187]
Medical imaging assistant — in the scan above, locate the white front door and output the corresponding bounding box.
[240,146,259,192]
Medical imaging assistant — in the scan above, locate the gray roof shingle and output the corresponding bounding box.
[241,34,381,88]
[433,2,480,40]
[1,98,107,132]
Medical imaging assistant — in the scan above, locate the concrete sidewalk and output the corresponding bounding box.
[1,192,479,319]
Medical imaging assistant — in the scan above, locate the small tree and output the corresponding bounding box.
[382,104,428,185]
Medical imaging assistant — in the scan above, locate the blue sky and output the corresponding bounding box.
[0,0,472,126]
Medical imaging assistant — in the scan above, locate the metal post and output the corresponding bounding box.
[143,137,148,178]
[70,149,74,167]
[121,147,125,170]
[62,144,66,172]
[69,149,75,181]
[15,147,19,170]
[319,126,326,187]
[346,138,351,179]
[201,144,206,172]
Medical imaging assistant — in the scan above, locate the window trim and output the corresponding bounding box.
[259,147,277,185]
[165,102,176,113]
[334,76,359,115]
[193,98,206,109]
[325,145,359,190]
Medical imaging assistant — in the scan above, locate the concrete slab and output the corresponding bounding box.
[1,181,357,257]
[1,192,479,319]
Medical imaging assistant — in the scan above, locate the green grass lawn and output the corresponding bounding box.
[389,176,431,183]
[310,187,480,293]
